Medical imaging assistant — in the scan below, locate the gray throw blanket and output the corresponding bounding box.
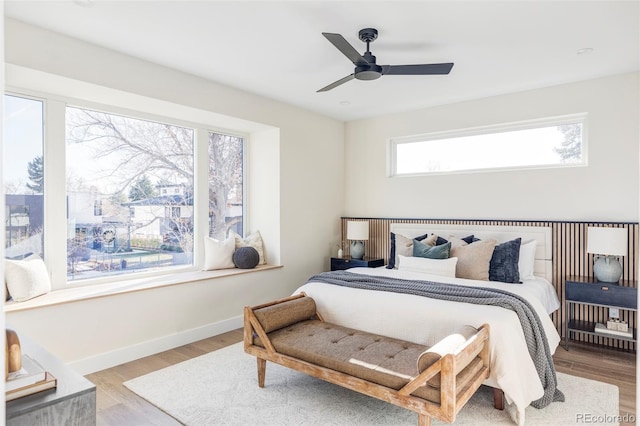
[307,270,564,409]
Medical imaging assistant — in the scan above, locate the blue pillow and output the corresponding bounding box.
[413,240,451,259]
[435,234,477,245]
[386,232,429,269]
[489,238,522,283]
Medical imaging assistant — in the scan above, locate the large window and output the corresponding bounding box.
[3,95,45,260]
[390,115,586,176]
[3,91,248,286]
[66,107,195,280]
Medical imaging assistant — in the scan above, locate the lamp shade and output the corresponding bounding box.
[587,227,627,256]
[346,221,369,241]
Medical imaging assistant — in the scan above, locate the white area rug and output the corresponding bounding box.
[124,343,619,425]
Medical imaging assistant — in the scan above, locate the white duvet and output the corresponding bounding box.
[294,267,561,425]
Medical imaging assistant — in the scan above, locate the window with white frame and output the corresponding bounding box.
[208,132,244,239]
[3,93,246,285]
[3,95,45,260]
[389,114,587,176]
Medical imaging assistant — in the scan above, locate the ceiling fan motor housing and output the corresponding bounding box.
[355,64,382,80]
[355,51,382,80]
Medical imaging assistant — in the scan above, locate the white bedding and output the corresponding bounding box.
[294,267,562,425]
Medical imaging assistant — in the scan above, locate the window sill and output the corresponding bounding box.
[4,264,282,313]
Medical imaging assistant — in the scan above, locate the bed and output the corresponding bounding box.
[294,224,562,425]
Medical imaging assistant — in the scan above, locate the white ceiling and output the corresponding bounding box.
[5,1,639,121]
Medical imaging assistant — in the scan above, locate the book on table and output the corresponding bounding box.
[6,371,57,401]
[6,354,47,392]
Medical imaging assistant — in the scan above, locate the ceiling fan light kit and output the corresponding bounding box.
[318,27,454,92]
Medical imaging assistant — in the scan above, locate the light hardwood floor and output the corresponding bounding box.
[86,331,636,425]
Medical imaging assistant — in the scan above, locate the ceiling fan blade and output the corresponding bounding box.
[381,63,454,75]
[322,33,369,66]
[317,74,355,92]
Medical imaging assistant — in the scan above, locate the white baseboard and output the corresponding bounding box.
[69,315,243,375]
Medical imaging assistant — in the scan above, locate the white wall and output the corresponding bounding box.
[344,73,639,222]
[4,19,345,373]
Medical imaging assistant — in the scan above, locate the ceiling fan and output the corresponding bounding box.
[318,28,454,92]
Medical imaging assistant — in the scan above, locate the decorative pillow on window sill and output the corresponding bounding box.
[203,235,235,270]
[4,256,52,302]
[230,230,266,265]
[233,246,260,269]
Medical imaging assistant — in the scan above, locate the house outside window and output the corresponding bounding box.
[3,95,45,260]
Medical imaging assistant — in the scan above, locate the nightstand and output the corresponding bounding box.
[331,257,384,271]
[565,276,637,350]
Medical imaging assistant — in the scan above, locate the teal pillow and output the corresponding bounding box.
[413,240,451,259]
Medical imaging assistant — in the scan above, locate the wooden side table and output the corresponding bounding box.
[330,257,384,271]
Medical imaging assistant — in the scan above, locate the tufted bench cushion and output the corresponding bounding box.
[254,319,484,404]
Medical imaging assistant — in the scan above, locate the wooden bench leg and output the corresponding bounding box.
[493,387,505,410]
[257,358,266,388]
[418,413,431,426]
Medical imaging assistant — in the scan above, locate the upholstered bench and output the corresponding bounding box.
[244,293,490,426]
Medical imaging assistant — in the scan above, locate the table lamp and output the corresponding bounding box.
[587,227,627,283]
[347,221,369,260]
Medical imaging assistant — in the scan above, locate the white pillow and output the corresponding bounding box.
[5,257,52,302]
[397,255,458,278]
[230,230,266,265]
[518,239,537,279]
[202,236,236,270]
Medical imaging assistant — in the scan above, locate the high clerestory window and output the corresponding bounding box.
[389,114,587,176]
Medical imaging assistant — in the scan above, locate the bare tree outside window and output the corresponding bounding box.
[66,107,195,279]
[209,132,244,239]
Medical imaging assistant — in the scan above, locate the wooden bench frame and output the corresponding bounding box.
[244,294,491,426]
